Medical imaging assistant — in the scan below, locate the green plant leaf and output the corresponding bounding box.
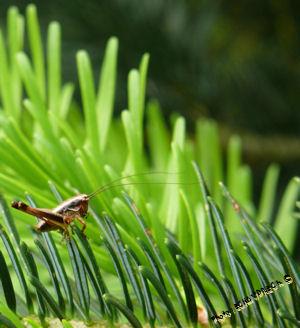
[96,37,118,153]
[0,224,33,312]
[26,4,45,99]
[166,238,198,325]
[76,50,98,156]
[274,177,300,251]
[139,266,183,328]
[192,162,225,277]
[35,239,65,313]
[20,242,47,320]
[47,21,61,119]
[0,301,23,328]
[103,294,143,328]
[176,254,218,325]
[199,262,236,327]
[29,275,64,320]
[0,251,16,311]
[103,239,133,311]
[66,238,90,319]
[257,164,280,223]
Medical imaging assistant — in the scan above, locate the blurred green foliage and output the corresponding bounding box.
[1,0,299,136]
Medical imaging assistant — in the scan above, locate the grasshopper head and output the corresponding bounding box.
[79,194,89,217]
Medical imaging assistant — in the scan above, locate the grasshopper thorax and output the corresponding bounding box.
[53,194,89,217]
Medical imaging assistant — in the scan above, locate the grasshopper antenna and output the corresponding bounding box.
[89,181,199,198]
[87,171,183,199]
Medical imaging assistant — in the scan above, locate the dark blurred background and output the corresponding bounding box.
[1,0,300,194]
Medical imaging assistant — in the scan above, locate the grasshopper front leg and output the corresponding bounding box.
[76,216,87,236]
[62,214,87,237]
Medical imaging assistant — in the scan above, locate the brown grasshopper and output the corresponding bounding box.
[11,172,187,237]
[11,194,89,237]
